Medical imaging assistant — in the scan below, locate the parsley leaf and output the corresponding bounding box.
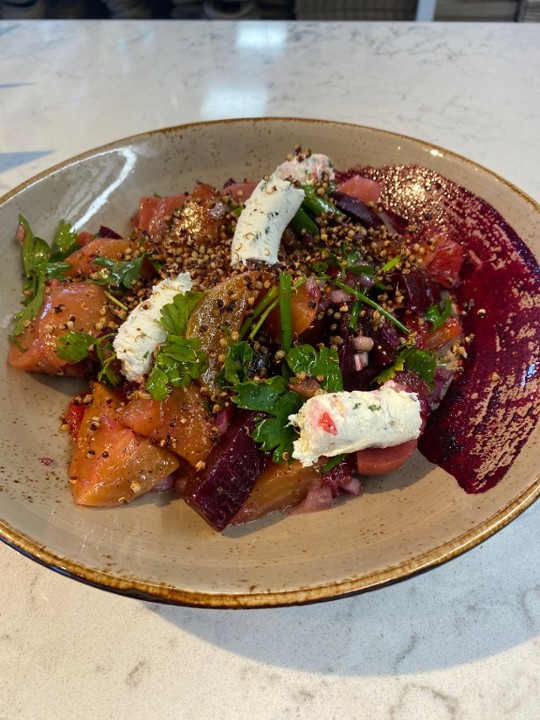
[159,291,204,336]
[220,340,256,386]
[56,331,121,386]
[9,274,47,341]
[231,375,289,411]
[146,337,207,401]
[286,344,343,392]
[251,391,303,463]
[50,220,81,261]
[425,296,452,331]
[93,255,148,290]
[376,343,437,387]
[56,331,95,363]
[10,216,74,341]
[231,376,303,463]
[144,291,207,401]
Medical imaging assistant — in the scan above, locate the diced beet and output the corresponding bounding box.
[428,365,455,410]
[331,191,384,229]
[391,369,431,423]
[370,326,401,366]
[321,456,360,496]
[378,207,409,236]
[181,412,267,531]
[425,234,464,288]
[98,225,123,239]
[393,269,441,313]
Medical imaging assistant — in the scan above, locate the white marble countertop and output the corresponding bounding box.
[1,19,539,720]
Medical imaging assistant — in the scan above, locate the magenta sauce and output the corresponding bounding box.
[357,165,540,493]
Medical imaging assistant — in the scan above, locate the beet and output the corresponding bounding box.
[370,326,401,366]
[182,412,267,530]
[331,191,384,229]
[359,164,540,492]
[393,269,440,312]
[97,225,122,239]
[378,207,409,236]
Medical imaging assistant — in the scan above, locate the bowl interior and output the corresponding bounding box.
[1,118,539,607]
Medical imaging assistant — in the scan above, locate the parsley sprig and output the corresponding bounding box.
[10,216,80,341]
[286,344,343,392]
[425,296,452,331]
[231,375,303,463]
[56,331,120,386]
[376,342,437,387]
[226,342,344,462]
[145,291,207,401]
[93,254,154,290]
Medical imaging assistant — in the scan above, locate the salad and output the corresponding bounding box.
[7,148,540,531]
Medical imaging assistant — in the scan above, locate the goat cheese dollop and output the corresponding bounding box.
[273,153,335,185]
[113,272,192,382]
[231,154,334,266]
[289,383,422,467]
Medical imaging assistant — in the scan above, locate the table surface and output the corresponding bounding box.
[1,19,539,720]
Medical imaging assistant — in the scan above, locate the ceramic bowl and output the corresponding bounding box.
[1,118,539,607]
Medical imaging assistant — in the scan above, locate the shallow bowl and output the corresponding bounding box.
[1,118,539,607]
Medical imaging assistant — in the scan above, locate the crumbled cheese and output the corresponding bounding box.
[113,272,192,382]
[289,382,422,467]
[231,153,334,266]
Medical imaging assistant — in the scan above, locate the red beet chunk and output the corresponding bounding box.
[182,412,267,531]
[358,164,540,493]
[393,269,441,312]
[331,191,384,229]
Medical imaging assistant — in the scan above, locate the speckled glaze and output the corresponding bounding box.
[1,118,538,607]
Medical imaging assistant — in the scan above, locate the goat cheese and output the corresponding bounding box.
[231,175,304,265]
[231,153,334,266]
[289,383,422,467]
[273,153,335,185]
[113,272,192,382]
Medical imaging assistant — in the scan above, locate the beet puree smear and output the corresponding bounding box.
[356,165,540,493]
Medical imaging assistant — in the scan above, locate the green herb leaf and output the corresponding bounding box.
[50,220,81,260]
[251,390,303,463]
[220,340,256,386]
[9,273,46,341]
[159,291,204,337]
[425,296,452,331]
[319,454,347,473]
[376,344,437,387]
[20,216,50,278]
[56,331,121,386]
[146,337,207,401]
[56,331,96,363]
[93,255,147,290]
[231,375,303,463]
[231,375,288,412]
[286,344,343,392]
[10,217,74,340]
[144,291,207,401]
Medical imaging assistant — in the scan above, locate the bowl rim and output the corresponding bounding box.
[1,116,539,608]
